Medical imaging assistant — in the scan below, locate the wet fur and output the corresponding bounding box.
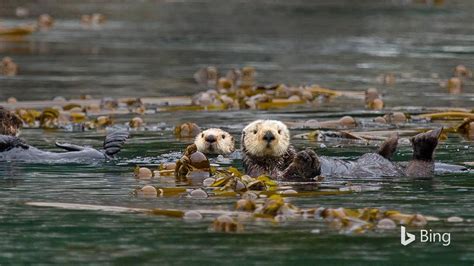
[405,128,441,177]
[242,141,296,178]
[377,133,399,160]
[242,119,443,180]
[241,120,320,180]
[0,131,129,162]
[194,128,235,155]
[241,120,293,177]
[0,107,22,136]
[242,120,290,157]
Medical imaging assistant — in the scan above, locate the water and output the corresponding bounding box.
[0,0,473,264]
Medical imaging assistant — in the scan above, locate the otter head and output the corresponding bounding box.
[195,128,235,155]
[0,107,22,136]
[242,120,290,157]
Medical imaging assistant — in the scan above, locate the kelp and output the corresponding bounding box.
[0,25,35,37]
[261,190,352,197]
[287,116,357,130]
[230,195,431,234]
[209,171,278,193]
[134,166,154,179]
[62,103,83,111]
[365,88,384,110]
[186,66,369,111]
[212,215,244,233]
[13,105,109,129]
[413,112,474,121]
[374,112,408,124]
[454,118,474,140]
[26,200,446,235]
[70,112,87,123]
[133,186,187,197]
[134,163,360,198]
[148,208,184,218]
[175,144,211,183]
[39,108,61,128]
[129,117,144,128]
[255,99,306,110]
[135,185,353,199]
[2,96,192,113]
[174,122,201,138]
[297,130,369,142]
[307,86,344,97]
[161,104,227,112]
[391,106,472,113]
[16,109,41,126]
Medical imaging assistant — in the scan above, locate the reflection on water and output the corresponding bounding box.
[0,0,473,107]
[0,111,472,264]
[0,0,473,264]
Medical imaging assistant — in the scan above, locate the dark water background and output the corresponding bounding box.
[0,0,473,264]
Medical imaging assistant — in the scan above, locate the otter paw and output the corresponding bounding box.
[283,149,321,180]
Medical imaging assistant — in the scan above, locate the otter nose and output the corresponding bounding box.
[205,135,217,143]
[263,131,275,143]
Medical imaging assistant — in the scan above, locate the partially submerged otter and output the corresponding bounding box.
[194,128,235,155]
[242,120,460,180]
[0,108,129,163]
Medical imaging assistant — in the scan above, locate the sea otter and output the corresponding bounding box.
[241,119,460,180]
[194,128,235,155]
[0,108,129,163]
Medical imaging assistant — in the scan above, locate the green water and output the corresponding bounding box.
[1,0,473,264]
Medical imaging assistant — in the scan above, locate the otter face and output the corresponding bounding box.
[242,120,290,157]
[195,128,235,155]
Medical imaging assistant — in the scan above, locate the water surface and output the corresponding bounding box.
[0,0,473,264]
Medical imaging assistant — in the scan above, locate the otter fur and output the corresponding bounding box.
[241,120,319,179]
[0,107,22,136]
[194,128,235,155]
[0,107,129,163]
[242,120,456,180]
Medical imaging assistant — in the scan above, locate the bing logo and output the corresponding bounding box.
[400,226,451,246]
[400,226,416,246]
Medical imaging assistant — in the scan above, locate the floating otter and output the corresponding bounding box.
[242,120,299,179]
[0,108,128,163]
[194,128,235,155]
[241,119,460,180]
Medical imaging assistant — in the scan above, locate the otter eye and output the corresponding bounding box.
[222,134,226,139]
[278,130,281,134]
[253,130,257,134]
[201,133,204,138]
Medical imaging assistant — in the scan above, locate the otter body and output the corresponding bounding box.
[243,144,296,177]
[243,147,403,179]
[0,108,129,163]
[241,120,319,179]
[0,131,128,164]
[242,120,463,180]
[318,153,404,178]
[0,144,105,163]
